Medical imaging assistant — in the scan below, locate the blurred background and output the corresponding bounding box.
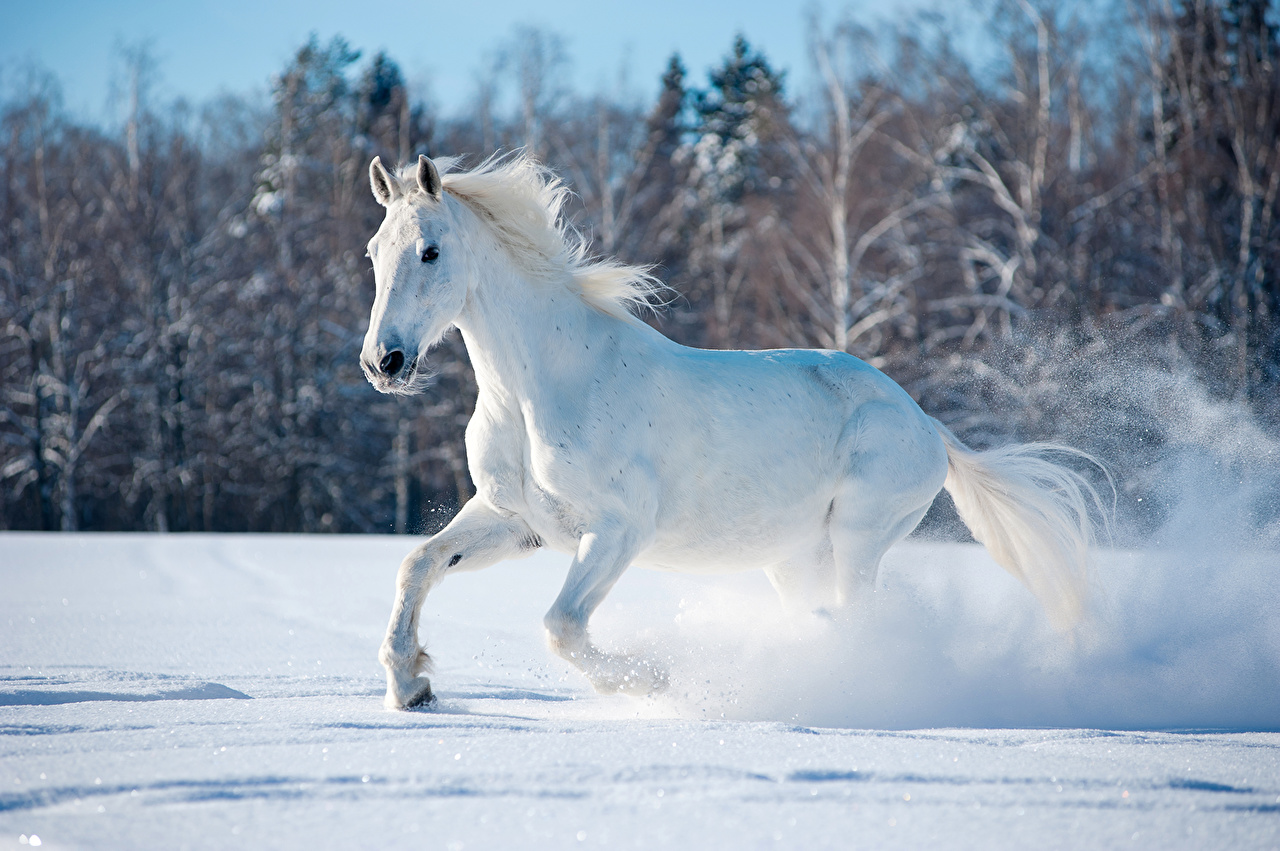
[1,0,1278,540]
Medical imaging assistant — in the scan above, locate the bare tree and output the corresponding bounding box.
[498,27,569,161]
[771,17,942,358]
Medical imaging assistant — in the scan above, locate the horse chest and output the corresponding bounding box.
[467,411,610,549]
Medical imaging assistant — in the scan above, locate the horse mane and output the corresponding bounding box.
[392,152,663,321]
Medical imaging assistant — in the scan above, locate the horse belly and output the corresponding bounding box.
[636,511,828,574]
[638,454,838,573]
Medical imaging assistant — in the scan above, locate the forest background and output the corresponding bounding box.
[2,0,1278,541]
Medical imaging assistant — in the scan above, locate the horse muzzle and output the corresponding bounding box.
[361,344,426,395]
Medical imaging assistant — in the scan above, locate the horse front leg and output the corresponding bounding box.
[543,527,666,695]
[379,499,537,710]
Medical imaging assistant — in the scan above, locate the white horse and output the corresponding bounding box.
[361,152,1103,710]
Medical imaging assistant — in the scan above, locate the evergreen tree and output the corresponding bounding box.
[359,51,412,160]
[692,34,787,198]
[361,51,404,117]
[649,55,689,163]
[677,36,791,345]
[633,54,693,280]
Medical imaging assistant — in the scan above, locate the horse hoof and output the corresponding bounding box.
[405,689,437,710]
[591,663,669,696]
[387,677,436,710]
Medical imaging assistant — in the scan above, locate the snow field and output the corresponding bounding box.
[1,533,1278,849]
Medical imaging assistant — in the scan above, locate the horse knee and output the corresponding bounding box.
[396,542,439,584]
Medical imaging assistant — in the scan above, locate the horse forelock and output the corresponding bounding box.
[390,151,664,320]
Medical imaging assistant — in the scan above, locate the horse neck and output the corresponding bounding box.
[453,258,617,408]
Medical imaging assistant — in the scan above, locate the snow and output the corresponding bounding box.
[1,532,1278,849]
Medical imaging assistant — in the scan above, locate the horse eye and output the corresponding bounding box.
[422,245,439,263]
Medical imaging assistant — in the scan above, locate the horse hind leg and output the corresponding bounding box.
[828,405,948,609]
[829,499,932,608]
[764,537,838,615]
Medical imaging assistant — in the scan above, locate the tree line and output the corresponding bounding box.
[2,0,1278,537]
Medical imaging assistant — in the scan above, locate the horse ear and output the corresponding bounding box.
[417,154,442,201]
[370,156,396,206]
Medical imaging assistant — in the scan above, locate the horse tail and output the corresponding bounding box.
[932,418,1109,630]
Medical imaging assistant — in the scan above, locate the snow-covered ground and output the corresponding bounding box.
[1,532,1278,849]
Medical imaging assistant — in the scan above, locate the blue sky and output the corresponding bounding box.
[0,0,937,121]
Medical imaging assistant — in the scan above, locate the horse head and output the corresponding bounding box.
[361,154,466,395]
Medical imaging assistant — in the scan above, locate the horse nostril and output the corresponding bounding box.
[379,350,405,377]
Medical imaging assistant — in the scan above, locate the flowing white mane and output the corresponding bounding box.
[391,153,663,321]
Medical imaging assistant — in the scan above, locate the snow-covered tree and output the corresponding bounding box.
[680,35,790,345]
